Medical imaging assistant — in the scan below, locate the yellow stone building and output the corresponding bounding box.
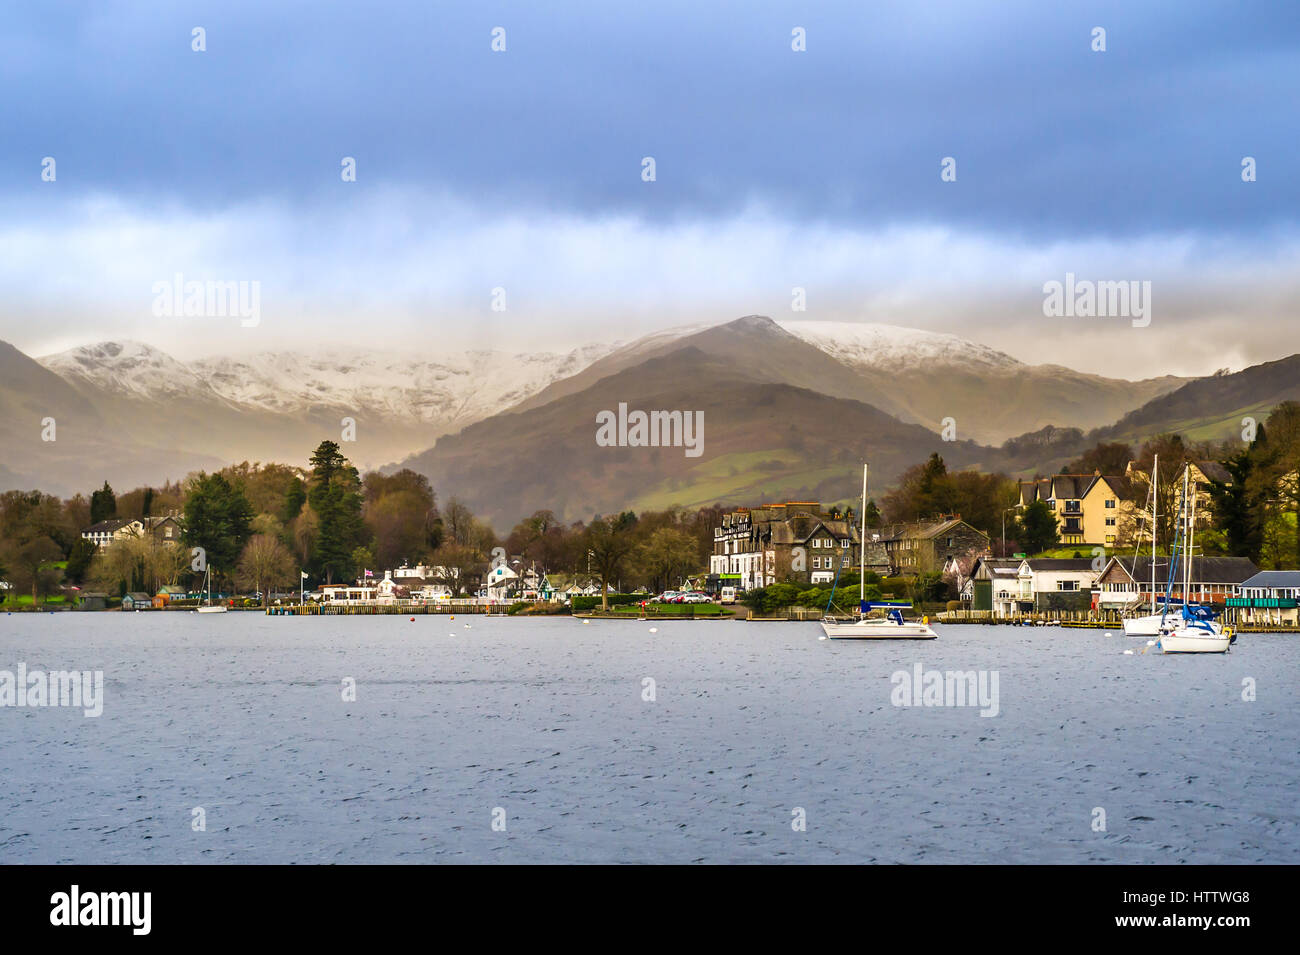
[1017,472,1139,548]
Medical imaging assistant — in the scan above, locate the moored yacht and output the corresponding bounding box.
[196,565,229,614]
[822,602,938,639]
[1122,452,1165,637]
[1155,467,1232,653]
[818,464,938,640]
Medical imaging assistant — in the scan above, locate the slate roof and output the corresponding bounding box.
[1195,460,1232,484]
[83,519,130,534]
[1239,570,1300,590]
[1107,555,1259,584]
[1020,472,1139,504]
[876,517,984,542]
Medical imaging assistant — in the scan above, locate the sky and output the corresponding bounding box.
[1,0,1297,378]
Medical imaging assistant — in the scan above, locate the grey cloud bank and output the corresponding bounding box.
[1,0,1296,377]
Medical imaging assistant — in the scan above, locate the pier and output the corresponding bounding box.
[267,601,519,616]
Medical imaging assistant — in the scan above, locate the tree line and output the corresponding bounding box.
[0,440,727,608]
[3,406,1297,608]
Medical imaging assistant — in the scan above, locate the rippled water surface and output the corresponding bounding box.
[2,613,1297,864]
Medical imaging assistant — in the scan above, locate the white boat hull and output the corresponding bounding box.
[821,619,937,639]
[197,605,229,614]
[1158,630,1231,653]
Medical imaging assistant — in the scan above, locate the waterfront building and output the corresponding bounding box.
[121,592,153,610]
[1226,570,1300,627]
[970,556,1099,616]
[1095,555,1259,611]
[710,502,872,589]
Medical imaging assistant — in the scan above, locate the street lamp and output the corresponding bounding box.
[1002,506,1018,558]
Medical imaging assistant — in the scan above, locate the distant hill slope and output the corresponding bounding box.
[516,317,1187,445]
[0,340,224,495]
[511,315,901,417]
[397,332,990,529]
[779,320,1186,443]
[1094,353,1300,443]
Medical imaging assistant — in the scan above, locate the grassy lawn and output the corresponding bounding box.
[630,450,847,513]
[4,594,68,606]
[1110,401,1277,445]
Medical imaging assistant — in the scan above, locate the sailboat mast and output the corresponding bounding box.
[1150,453,1158,614]
[1187,466,1195,606]
[1183,467,1191,604]
[859,463,867,606]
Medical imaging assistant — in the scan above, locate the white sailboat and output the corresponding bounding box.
[820,464,938,640]
[1123,453,1167,636]
[1156,467,1232,653]
[196,565,229,614]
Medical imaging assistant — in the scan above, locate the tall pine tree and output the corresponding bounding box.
[307,441,367,583]
[89,481,117,524]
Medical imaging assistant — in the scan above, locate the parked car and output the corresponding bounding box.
[719,587,737,605]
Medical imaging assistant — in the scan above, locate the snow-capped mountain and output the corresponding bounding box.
[190,344,614,426]
[779,320,1022,372]
[39,340,232,405]
[774,318,1184,444]
[28,339,620,487]
[39,340,617,429]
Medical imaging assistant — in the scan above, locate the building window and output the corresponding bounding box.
[1057,580,1080,591]
[1105,499,1116,508]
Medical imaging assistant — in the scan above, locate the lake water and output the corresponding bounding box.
[2,612,1297,864]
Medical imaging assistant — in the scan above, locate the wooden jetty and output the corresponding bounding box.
[267,601,523,616]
